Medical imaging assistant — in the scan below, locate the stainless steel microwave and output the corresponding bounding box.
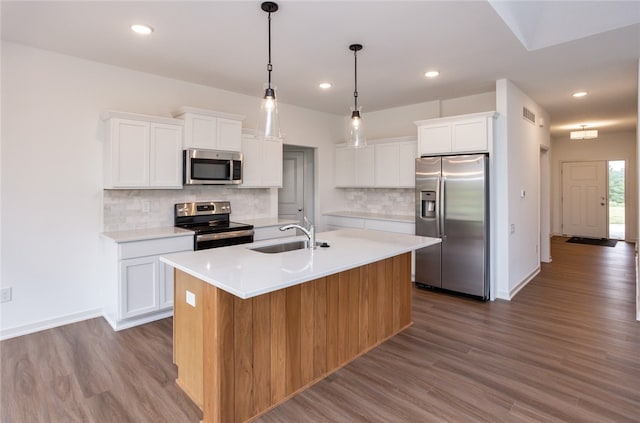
[183,149,242,185]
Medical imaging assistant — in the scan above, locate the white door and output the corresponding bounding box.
[279,151,304,224]
[562,161,607,238]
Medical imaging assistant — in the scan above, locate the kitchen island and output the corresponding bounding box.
[160,228,439,423]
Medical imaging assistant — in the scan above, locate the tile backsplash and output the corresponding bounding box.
[103,187,272,232]
[342,188,415,216]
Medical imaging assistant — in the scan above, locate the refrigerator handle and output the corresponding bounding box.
[440,176,446,239]
[435,175,441,238]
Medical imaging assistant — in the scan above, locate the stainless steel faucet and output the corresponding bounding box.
[280,217,316,249]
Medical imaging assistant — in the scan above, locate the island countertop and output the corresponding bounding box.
[160,228,439,299]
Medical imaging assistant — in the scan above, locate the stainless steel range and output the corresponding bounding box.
[174,201,254,250]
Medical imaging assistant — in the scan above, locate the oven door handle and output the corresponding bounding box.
[196,230,254,243]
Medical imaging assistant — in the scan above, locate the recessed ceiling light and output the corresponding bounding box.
[131,24,154,35]
[572,91,588,98]
[319,82,332,89]
[424,70,440,78]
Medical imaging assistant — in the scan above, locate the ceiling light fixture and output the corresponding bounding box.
[347,43,366,148]
[257,2,281,141]
[570,124,598,140]
[131,24,153,35]
[424,70,440,78]
[319,82,332,89]
[572,91,588,98]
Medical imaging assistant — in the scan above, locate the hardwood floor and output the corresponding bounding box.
[2,237,638,422]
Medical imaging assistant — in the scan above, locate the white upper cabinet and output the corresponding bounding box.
[240,134,283,188]
[415,111,497,156]
[374,141,417,188]
[173,107,245,152]
[102,112,183,189]
[335,145,375,187]
[335,138,416,188]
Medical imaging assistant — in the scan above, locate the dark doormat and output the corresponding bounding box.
[566,237,618,247]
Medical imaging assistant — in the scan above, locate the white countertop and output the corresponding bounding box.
[160,228,439,299]
[239,217,298,228]
[101,227,193,243]
[324,211,414,223]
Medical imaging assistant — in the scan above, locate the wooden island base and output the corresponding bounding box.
[174,252,412,423]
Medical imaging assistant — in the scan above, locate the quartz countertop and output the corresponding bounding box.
[160,228,439,299]
[324,211,414,223]
[101,227,194,243]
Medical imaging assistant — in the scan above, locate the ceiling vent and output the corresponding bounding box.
[522,107,536,125]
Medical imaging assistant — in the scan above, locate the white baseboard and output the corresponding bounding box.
[495,267,540,301]
[0,308,103,341]
[104,309,173,331]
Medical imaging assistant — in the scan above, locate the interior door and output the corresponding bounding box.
[279,150,305,224]
[561,161,607,238]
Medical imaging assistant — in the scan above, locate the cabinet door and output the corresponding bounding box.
[159,260,174,310]
[374,143,399,187]
[335,146,356,187]
[398,141,417,187]
[262,138,283,187]
[111,119,150,187]
[355,145,375,187]
[418,123,451,155]
[240,136,262,186]
[149,123,183,188]
[119,256,159,319]
[217,118,242,152]
[184,114,217,149]
[452,117,487,152]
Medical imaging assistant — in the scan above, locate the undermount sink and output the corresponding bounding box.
[250,240,322,254]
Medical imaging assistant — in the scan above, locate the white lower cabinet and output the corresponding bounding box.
[103,234,193,330]
[324,214,414,234]
[253,225,292,242]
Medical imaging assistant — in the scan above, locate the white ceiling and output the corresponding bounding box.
[2,1,639,138]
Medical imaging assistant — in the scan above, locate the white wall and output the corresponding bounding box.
[495,79,550,300]
[0,41,342,338]
[361,92,496,139]
[550,131,638,241]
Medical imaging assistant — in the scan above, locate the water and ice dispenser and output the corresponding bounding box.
[420,191,436,218]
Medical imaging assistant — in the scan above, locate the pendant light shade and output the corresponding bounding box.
[347,43,366,148]
[257,2,281,141]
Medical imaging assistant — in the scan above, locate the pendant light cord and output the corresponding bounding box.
[353,49,358,111]
[267,11,272,88]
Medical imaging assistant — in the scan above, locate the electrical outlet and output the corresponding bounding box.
[510,224,516,234]
[186,290,196,307]
[0,287,12,303]
[142,200,150,213]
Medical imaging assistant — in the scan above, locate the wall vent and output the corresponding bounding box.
[522,107,536,125]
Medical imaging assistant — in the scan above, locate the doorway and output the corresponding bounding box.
[279,145,315,226]
[561,161,607,238]
[608,160,625,240]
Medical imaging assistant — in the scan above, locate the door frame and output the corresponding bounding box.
[280,145,315,225]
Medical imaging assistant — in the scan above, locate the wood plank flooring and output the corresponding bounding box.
[2,237,638,422]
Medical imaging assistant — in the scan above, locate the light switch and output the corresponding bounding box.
[186,290,196,307]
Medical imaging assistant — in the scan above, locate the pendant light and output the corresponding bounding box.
[257,1,281,141]
[347,43,366,148]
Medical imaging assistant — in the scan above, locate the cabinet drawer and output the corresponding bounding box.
[324,216,365,229]
[119,236,193,259]
[365,219,415,234]
[253,226,291,242]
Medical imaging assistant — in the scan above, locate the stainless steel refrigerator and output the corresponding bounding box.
[415,154,489,299]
